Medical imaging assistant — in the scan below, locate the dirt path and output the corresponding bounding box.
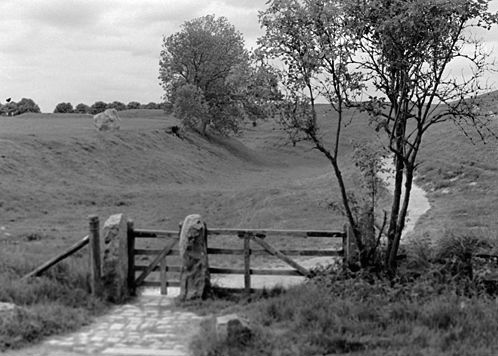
[379,158,431,239]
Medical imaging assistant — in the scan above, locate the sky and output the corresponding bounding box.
[1,0,497,113]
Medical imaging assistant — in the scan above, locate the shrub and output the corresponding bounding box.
[107,101,126,111]
[74,103,90,114]
[90,101,107,115]
[53,102,74,113]
[126,101,141,110]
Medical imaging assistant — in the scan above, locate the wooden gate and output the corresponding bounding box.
[127,223,350,295]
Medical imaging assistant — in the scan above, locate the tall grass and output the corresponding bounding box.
[0,249,106,351]
[190,230,498,356]
[192,278,498,356]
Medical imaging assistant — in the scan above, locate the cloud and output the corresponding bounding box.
[24,0,107,29]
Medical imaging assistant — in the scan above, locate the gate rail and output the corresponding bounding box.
[129,226,349,295]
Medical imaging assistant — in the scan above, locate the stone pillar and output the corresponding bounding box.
[179,214,211,301]
[101,213,129,303]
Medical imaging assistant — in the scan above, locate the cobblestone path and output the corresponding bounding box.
[6,289,203,356]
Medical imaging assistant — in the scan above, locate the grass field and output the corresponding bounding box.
[1,101,498,352]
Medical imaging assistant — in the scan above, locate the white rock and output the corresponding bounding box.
[94,108,121,131]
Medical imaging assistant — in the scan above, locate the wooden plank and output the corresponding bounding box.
[134,228,344,239]
[134,239,178,286]
[160,254,167,295]
[215,287,263,293]
[208,228,344,239]
[251,236,310,276]
[209,267,302,276]
[141,280,180,288]
[22,235,90,280]
[133,229,179,238]
[206,248,342,257]
[135,265,181,272]
[135,248,342,257]
[89,215,102,297]
[127,220,136,296]
[244,235,251,295]
[134,249,179,256]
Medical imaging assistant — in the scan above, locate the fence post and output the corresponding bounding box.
[343,223,358,267]
[89,215,102,297]
[127,220,135,296]
[243,233,251,296]
[160,255,168,295]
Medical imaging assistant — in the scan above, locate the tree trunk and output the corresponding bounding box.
[387,167,414,270]
[385,153,404,272]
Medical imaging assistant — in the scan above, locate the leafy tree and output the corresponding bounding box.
[259,0,498,273]
[15,98,41,115]
[75,103,90,114]
[346,0,498,272]
[159,15,273,136]
[107,101,126,111]
[90,101,107,115]
[54,102,74,113]
[127,101,141,110]
[259,0,374,267]
[142,102,159,109]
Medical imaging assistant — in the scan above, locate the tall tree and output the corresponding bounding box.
[346,0,498,272]
[259,0,377,267]
[159,15,273,136]
[259,0,498,272]
[16,98,41,115]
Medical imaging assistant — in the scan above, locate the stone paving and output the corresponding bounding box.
[6,288,204,356]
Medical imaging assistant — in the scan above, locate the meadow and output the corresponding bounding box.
[1,99,498,352]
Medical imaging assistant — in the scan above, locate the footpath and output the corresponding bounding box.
[5,289,203,356]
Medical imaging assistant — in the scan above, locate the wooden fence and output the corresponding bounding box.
[129,225,350,295]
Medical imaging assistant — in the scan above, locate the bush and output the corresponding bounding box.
[90,101,107,115]
[127,101,141,110]
[74,103,90,114]
[53,102,74,113]
[107,101,126,111]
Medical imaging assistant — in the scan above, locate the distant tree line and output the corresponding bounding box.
[0,98,41,116]
[0,98,163,116]
[54,101,164,114]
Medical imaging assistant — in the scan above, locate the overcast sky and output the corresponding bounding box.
[1,0,497,113]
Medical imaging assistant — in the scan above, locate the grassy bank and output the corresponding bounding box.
[0,249,106,351]
[189,230,498,356]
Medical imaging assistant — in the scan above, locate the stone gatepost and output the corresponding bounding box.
[101,213,129,303]
[179,214,211,301]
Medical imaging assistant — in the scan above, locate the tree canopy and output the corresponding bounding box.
[54,102,74,113]
[159,15,277,135]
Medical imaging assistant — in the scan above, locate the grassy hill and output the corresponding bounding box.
[1,104,497,257]
[1,103,497,352]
